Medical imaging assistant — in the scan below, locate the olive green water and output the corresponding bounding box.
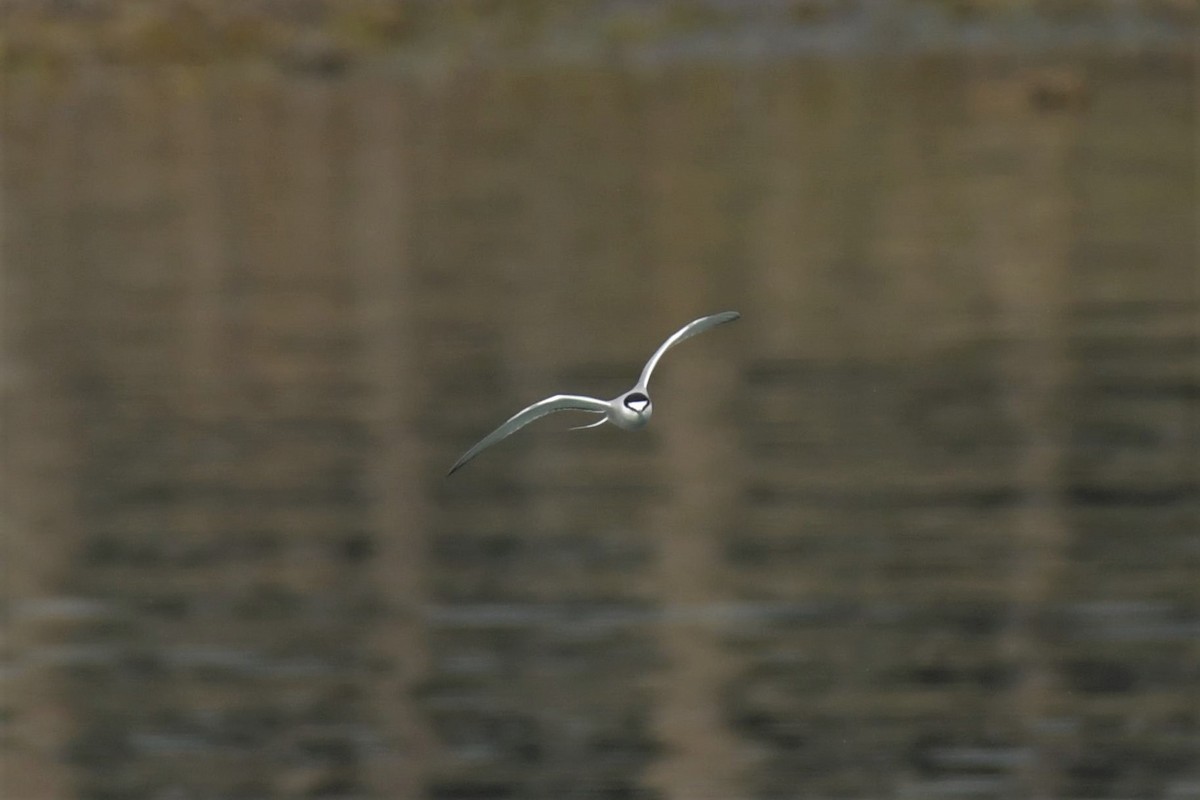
[3,16,1198,800]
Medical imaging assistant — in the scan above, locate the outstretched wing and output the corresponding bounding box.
[636,311,741,391]
[447,394,610,475]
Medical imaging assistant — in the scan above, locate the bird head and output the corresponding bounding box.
[623,392,651,415]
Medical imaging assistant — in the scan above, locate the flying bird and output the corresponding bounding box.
[447,311,741,475]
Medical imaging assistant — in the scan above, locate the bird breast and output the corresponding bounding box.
[611,403,651,430]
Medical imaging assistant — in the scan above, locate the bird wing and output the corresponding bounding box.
[447,394,610,475]
[636,311,741,391]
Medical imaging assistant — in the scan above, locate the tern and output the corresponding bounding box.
[447,311,741,475]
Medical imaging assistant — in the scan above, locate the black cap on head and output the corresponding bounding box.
[624,393,650,411]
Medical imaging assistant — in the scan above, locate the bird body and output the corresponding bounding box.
[447,311,739,475]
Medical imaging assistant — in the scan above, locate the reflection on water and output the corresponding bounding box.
[3,18,1198,800]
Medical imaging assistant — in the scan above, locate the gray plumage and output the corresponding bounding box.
[447,311,740,475]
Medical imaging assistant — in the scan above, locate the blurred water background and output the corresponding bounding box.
[2,2,1198,799]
